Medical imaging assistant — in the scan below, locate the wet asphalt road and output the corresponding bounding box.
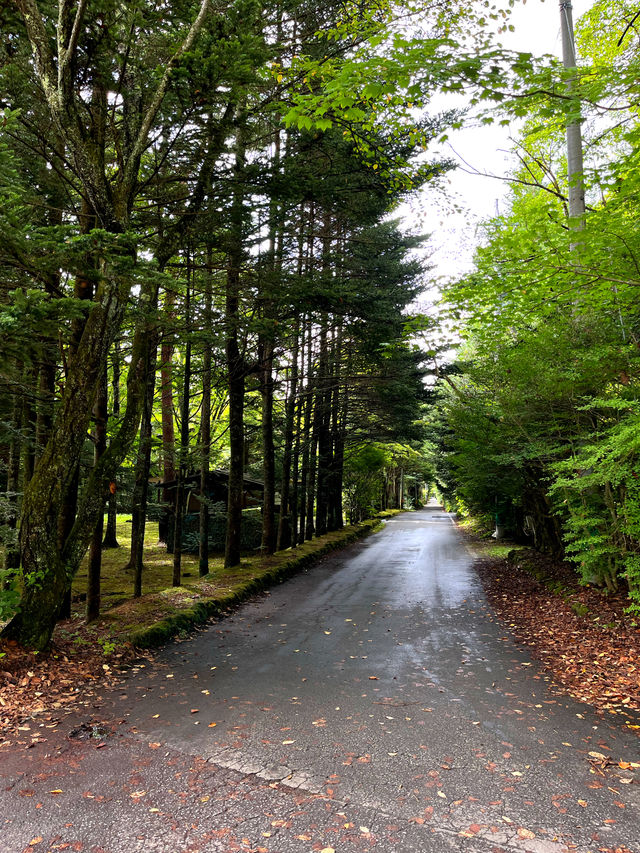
[1,507,639,853]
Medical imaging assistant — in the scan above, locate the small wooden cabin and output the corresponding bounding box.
[155,469,265,514]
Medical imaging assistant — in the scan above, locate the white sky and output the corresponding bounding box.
[404,0,595,284]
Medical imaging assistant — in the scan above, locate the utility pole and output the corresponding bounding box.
[559,0,585,238]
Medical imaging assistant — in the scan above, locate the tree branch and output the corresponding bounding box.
[121,0,214,191]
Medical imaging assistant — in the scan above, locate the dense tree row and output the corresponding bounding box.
[432,0,640,609]
[0,0,474,649]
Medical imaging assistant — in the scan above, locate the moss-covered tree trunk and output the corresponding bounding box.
[2,274,157,649]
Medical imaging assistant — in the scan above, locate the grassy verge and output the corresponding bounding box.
[454,515,522,560]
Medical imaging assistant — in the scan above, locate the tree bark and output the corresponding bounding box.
[260,336,276,554]
[159,287,177,547]
[277,322,300,551]
[199,248,213,576]
[225,122,247,569]
[173,267,192,587]
[86,364,108,622]
[129,335,158,598]
[102,341,121,548]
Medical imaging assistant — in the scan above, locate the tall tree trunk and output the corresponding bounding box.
[260,336,276,554]
[2,269,159,650]
[102,340,121,548]
[277,321,300,551]
[327,337,344,531]
[299,321,314,543]
[129,336,158,598]
[159,287,176,547]
[86,365,108,622]
[314,322,331,537]
[173,265,192,587]
[199,248,213,576]
[305,382,319,541]
[225,122,247,569]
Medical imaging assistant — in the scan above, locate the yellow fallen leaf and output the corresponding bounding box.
[517,828,536,840]
[282,739,295,745]
[208,722,217,728]
[29,838,43,846]
[320,848,336,853]
[49,790,63,794]
[577,799,587,807]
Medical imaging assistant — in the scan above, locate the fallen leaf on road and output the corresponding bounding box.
[517,828,536,839]
[28,838,43,846]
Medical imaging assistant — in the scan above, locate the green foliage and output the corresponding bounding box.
[434,0,640,608]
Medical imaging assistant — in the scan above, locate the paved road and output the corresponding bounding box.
[1,508,639,853]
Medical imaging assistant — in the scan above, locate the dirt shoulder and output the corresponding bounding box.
[474,545,640,728]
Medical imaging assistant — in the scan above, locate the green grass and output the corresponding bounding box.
[455,516,522,559]
[72,514,228,615]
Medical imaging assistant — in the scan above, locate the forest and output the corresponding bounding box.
[1,0,639,654]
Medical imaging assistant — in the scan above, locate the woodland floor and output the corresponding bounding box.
[472,541,640,728]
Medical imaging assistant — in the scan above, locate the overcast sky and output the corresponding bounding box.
[407,0,596,284]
